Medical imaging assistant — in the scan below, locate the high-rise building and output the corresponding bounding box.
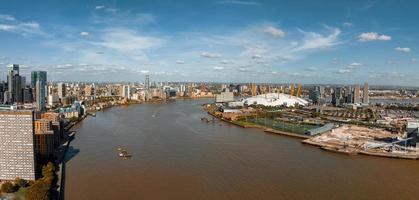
[36,80,46,110]
[145,75,150,90]
[57,82,66,99]
[309,86,321,104]
[363,82,369,104]
[0,110,36,181]
[332,87,343,106]
[7,64,24,104]
[353,85,360,104]
[121,85,131,98]
[32,71,47,111]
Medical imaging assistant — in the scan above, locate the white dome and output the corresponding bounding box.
[241,93,308,107]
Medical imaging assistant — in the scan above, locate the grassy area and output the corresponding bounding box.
[239,118,320,134]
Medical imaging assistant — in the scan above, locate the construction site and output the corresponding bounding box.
[303,125,419,159]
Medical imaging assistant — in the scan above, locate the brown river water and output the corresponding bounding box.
[65,99,419,200]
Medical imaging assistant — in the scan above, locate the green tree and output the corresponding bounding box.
[1,181,17,193]
[15,177,28,188]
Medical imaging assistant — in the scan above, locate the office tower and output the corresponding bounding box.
[0,82,5,103]
[145,75,150,90]
[0,110,36,181]
[23,86,34,103]
[363,82,369,104]
[32,71,47,111]
[7,64,24,104]
[57,82,66,99]
[309,86,321,104]
[36,80,46,111]
[332,87,343,106]
[31,71,47,88]
[353,85,360,104]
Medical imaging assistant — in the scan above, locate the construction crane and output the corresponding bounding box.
[277,82,280,98]
[296,83,302,97]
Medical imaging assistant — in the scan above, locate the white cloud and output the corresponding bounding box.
[0,21,42,36]
[216,1,260,6]
[342,22,353,27]
[80,31,90,37]
[292,28,341,52]
[347,62,362,69]
[358,32,391,42]
[252,54,263,59]
[201,52,221,58]
[338,69,351,74]
[0,14,15,21]
[395,47,410,53]
[139,70,150,74]
[412,58,417,62]
[213,66,225,70]
[176,60,184,64]
[263,26,285,38]
[96,28,163,52]
[95,5,105,10]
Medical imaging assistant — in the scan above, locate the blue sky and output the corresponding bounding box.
[0,0,418,86]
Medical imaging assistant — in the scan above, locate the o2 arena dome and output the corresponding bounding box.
[241,93,308,107]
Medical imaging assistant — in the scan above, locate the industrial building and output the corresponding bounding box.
[305,123,335,136]
[216,92,234,103]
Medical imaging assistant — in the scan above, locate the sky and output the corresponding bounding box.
[0,0,418,86]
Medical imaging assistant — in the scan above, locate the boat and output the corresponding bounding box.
[117,147,132,158]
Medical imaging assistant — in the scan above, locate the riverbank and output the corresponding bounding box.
[204,104,419,160]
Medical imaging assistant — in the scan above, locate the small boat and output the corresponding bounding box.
[118,150,132,158]
[152,114,156,118]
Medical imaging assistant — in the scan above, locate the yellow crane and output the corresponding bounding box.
[277,82,280,98]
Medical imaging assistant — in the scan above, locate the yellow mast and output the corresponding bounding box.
[277,82,280,98]
[290,84,295,96]
[296,83,302,97]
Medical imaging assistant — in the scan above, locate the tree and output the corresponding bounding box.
[1,181,17,193]
[15,177,28,188]
[25,162,55,200]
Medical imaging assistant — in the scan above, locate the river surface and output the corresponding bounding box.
[66,99,419,200]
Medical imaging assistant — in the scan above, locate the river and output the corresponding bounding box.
[65,99,419,200]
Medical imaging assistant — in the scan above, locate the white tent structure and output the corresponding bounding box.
[241,93,308,107]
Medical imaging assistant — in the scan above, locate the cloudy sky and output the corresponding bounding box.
[0,0,418,86]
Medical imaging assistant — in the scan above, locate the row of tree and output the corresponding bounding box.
[0,162,56,200]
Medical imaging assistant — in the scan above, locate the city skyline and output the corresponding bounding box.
[0,0,418,86]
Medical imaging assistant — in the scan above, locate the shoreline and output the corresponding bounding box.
[204,105,419,160]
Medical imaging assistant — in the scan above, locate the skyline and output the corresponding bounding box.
[0,0,418,86]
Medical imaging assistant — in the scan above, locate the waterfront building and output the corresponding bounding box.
[145,75,150,90]
[0,110,36,181]
[34,119,55,157]
[353,85,360,104]
[216,92,234,103]
[121,85,131,99]
[242,93,308,107]
[363,82,369,104]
